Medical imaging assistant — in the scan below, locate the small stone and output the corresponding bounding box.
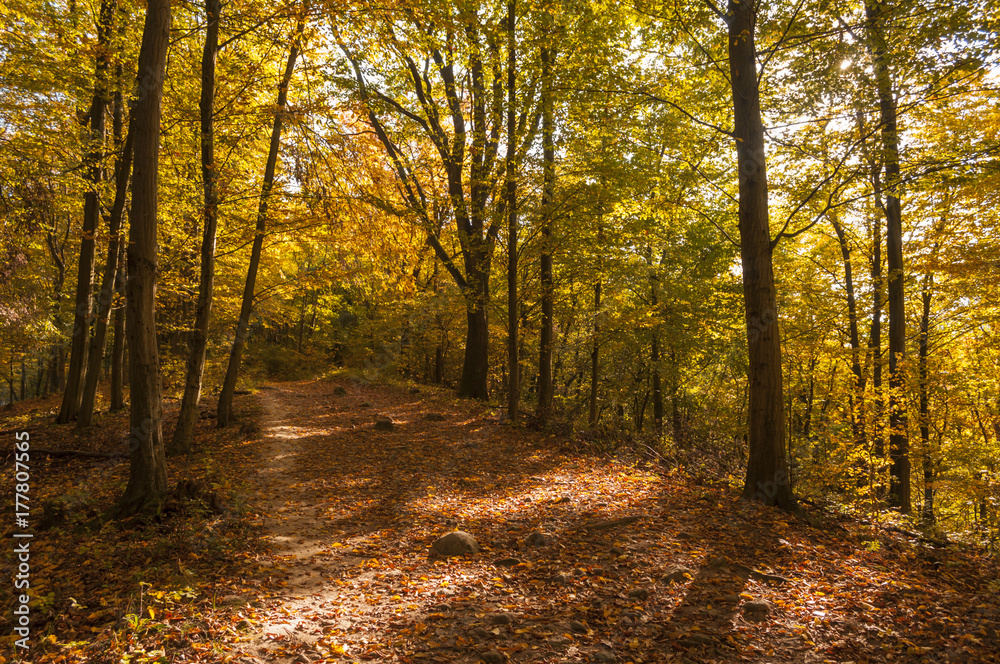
[591,650,618,663]
[432,530,480,556]
[569,619,588,633]
[495,557,521,568]
[360,402,372,408]
[610,546,624,556]
[553,572,569,584]
[525,530,553,547]
[424,413,447,421]
[742,600,771,622]
[489,613,513,625]
[375,416,395,431]
[707,556,729,569]
[549,635,572,645]
[680,633,715,646]
[628,588,650,601]
[333,386,347,396]
[662,566,694,584]
[470,627,491,639]
[480,649,506,664]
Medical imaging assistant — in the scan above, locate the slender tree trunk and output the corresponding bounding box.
[117,0,171,517]
[919,272,934,522]
[650,255,663,437]
[505,0,518,421]
[20,362,26,401]
[588,224,602,427]
[170,0,221,452]
[830,215,867,451]
[78,73,133,428]
[865,0,909,513]
[218,29,302,427]
[727,0,794,509]
[58,0,116,424]
[109,243,126,411]
[536,27,556,420]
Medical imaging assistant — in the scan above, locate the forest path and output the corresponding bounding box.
[235,378,999,664]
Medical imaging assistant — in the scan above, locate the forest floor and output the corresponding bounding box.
[2,377,1000,663]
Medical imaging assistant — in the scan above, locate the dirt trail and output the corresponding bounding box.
[231,379,997,664]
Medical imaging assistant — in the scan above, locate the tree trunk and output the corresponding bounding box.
[919,272,934,523]
[727,0,795,509]
[109,243,126,411]
[650,256,663,437]
[505,0,518,421]
[170,0,222,452]
[116,0,171,517]
[218,29,302,426]
[865,0,909,513]
[78,72,133,428]
[588,243,602,427]
[536,24,555,420]
[57,0,116,424]
[830,215,867,452]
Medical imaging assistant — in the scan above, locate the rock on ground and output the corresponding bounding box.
[432,530,480,556]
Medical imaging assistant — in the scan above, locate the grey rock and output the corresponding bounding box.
[495,557,521,568]
[680,633,715,646]
[375,416,395,431]
[742,600,771,623]
[480,649,506,664]
[662,566,694,584]
[549,635,572,645]
[591,651,618,663]
[569,619,588,633]
[525,530,554,547]
[553,572,569,584]
[628,588,650,601]
[432,530,480,556]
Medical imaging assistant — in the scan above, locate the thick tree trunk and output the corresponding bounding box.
[116,0,171,517]
[727,0,795,509]
[170,0,222,452]
[78,76,133,428]
[58,0,116,424]
[536,30,555,419]
[865,0,909,513]
[505,0,518,421]
[218,31,301,426]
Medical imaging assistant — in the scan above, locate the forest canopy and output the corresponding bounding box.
[1,0,999,535]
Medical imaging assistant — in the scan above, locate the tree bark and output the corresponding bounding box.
[78,71,133,428]
[536,22,556,419]
[116,0,171,517]
[505,0,519,421]
[218,27,301,426]
[865,0,909,513]
[170,0,222,452]
[727,0,795,509]
[919,272,934,523]
[58,0,116,424]
[588,218,602,427]
[650,254,663,437]
[830,214,867,451]
[109,243,126,411]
